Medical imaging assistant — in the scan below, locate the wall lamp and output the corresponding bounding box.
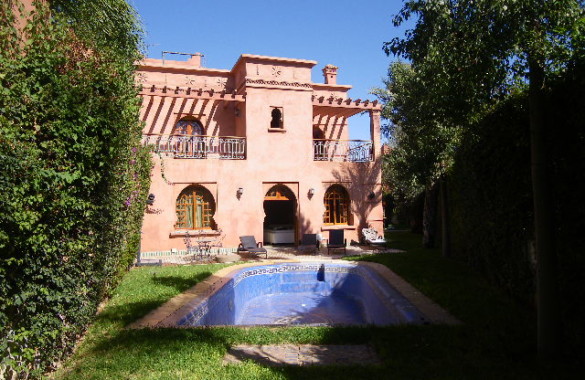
[236,187,244,198]
[308,188,315,197]
[146,193,155,205]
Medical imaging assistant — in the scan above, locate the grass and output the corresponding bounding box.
[53,232,583,379]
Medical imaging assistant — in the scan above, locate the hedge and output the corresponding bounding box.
[448,63,585,353]
[0,1,151,377]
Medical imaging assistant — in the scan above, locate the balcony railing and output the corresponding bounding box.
[313,139,373,162]
[142,134,246,160]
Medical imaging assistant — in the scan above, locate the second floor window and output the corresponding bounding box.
[175,118,204,135]
[270,107,283,129]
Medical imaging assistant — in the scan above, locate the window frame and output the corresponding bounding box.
[323,185,351,225]
[268,106,284,131]
[175,185,216,230]
[174,117,205,136]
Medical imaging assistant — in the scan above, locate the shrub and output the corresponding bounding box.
[0,1,151,377]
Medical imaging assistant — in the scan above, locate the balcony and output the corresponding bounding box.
[313,139,373,162]
[143,134,246,160]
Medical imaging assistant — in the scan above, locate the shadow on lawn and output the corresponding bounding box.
[96,271,214,326]
[151,271,213,292]
[96,300,168,326]
[90,326,233,354]
[80,325,474,380]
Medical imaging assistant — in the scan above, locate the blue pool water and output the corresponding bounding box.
[176,263,428,327]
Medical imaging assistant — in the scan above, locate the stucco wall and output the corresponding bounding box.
[139,54,383,252]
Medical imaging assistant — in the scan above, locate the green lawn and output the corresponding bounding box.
[54,232,581,379]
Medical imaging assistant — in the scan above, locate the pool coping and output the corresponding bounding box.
[126,259,460,329]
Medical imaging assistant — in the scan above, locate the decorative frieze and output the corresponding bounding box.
[245,78,312,89]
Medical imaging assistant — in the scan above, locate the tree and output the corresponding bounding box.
[373,62,459,249]
[385,0,585,358]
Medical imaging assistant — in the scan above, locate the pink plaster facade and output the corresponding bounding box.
[138,53,383,253]
[12,0,44,37]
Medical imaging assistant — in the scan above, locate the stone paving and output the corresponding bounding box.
[223,344,381,367]
[138,244,405,265]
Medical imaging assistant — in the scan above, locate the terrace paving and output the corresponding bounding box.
[138,244,405,265]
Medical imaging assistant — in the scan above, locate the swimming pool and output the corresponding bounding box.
[162,262,430,327]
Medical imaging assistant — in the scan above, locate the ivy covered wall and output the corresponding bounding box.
[0,1,151,377]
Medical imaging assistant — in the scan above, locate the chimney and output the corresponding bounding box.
[187,53,203,68]
[322,64,338,85]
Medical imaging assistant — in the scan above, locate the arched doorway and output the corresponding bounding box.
[263,185,297,245]
[312,126,325,139]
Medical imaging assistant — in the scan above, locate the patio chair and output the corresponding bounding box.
[238,235,268,259]
[298,233,319,255]
[210,228,225,248]
[326,229,346,255]
[183,232,198,260]
[362,228,387,248]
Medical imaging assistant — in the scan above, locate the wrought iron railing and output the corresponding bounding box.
[142,134,246,160]
[313,139,373,162]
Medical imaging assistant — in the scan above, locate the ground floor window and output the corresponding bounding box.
[323,185,350,225]
[175,185,216,229]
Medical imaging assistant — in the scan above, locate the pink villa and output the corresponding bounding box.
[137,52,383,256]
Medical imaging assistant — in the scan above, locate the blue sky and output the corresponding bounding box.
[129,0,411,140]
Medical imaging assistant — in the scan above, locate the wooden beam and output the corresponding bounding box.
[140,85,245,102]
[311,96,381,111]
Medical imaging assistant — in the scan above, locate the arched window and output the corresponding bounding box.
[173,118,206,158]
[323,185,350,225]
[175,117,204,135]
[175,185,216,229]
[270,107,283,128]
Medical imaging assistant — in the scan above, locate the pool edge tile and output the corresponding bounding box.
[358,261,461,325]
